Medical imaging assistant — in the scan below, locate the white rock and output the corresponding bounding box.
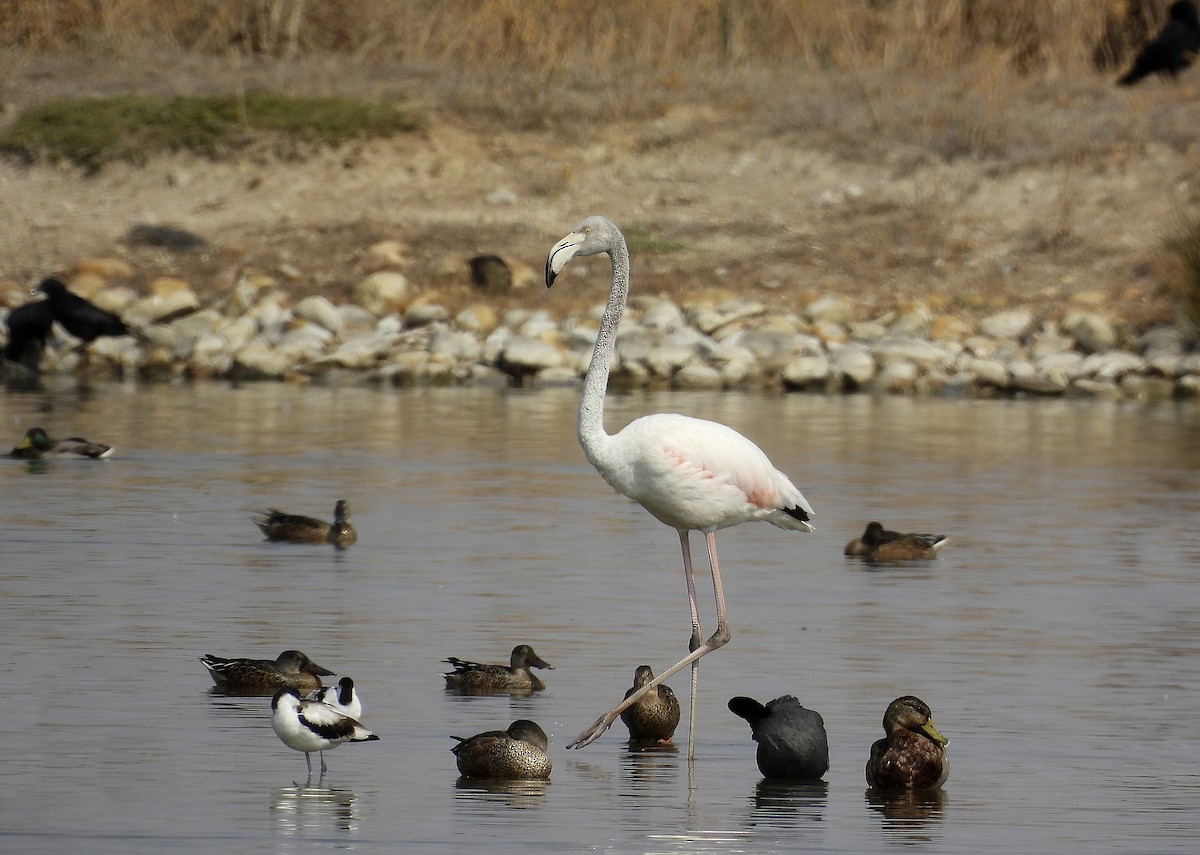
[1062,310,1116,354]
[781,353,830,388]
[354,271,410,316]
[293,296,342,334]
[804,294,855,324]
[831,342,876,387]
[980,307,1033,340]
[499,336,565,374]
[878,360,918,392]
[674,363,723,389]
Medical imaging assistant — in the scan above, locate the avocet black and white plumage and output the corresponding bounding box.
[307,676,362,720]
[271,687,379,776]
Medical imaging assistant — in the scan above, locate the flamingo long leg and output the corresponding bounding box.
[567,530,732,750]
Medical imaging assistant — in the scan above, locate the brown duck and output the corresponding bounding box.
[844,522,947,561]
[451,719,552,780]
[620,664,681,745]
[254,499,357,548]
[442,644,554,693]
[866,695,950,791]
[200,649,336,695]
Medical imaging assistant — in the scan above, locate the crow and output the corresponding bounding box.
[36,277,129,344]
[1118,0,1200,85]
[3,300,55,370]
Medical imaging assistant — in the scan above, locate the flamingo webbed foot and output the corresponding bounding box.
[567,712,618,749]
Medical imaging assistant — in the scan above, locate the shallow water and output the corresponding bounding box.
[2,380,1198,853]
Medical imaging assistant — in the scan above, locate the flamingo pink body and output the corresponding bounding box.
[546,215,814,755]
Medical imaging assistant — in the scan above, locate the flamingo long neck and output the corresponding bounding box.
[578,230,630,466]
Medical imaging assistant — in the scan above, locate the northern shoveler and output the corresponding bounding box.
[271,687,378,776]
[254,500,357,548]
[728,694,829,780]
[866,695,950,791]
[451,719,552,780]
[620,664,680,745]
[200,649,335,695]
[844,522,948,561]
[443,644,554,693]
[9,426,112,459]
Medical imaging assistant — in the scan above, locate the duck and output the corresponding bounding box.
[620,665,681,745]
[728,695,829,780]
[443,644,554,693]
[307,676,362,720]
[271,687,379,777]
[9,426,113,459]
[254,499,357,548]
[200,650,336,695]
[844,522,948,561]
[866,695,950,791]
[451,719,552,780]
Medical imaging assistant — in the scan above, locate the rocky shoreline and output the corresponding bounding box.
[4,258,1199,399]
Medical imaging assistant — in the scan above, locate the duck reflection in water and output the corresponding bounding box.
[750,779,829,828]
[866,788,948,839]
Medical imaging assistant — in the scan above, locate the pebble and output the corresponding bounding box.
[2,272,1199,400]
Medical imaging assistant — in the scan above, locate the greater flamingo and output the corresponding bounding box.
[545,215,815,754]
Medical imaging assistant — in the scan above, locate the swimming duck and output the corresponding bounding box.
[728,695,829,780]
[9,426,113,459]
[307,676,363,720]
[844,522,948,561]
[271,687,379,776]
[451,719,552,780]
[200,650,336,695]
[866,695,950,791]
[443,644,554,693]
[620,664,681,745]
[254,499,357,548]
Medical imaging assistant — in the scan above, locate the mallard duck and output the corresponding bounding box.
[844,522,948,561]
[254,499,357,548]
[200,650,336,695]
[9,426,113,459]
[271,687,379,777]
[451,719,552,780]
[443,644,554,693]
[728,695,829,780]
[866,695,950,791]
[620,665,681,745]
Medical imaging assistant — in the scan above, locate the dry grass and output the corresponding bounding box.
[0,1,1159,75]
[0,2,1197,332]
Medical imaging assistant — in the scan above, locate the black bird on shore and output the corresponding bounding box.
[3,300,54,370]
[36,277,129,344]
[1118,0,1200,85]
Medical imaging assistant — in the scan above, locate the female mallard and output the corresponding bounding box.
[254,499,357,548]
[200,649,336,695]
[451,719,552,780]
[866,695,950,791]
[9,426,112,459]
[844,522,948,561]
[620,665,680,745]
[728,695,829,780]
[443,644,554,693]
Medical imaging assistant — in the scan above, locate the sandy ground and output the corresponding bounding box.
[1,53,1198,331]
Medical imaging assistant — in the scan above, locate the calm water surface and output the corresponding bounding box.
[2,380,1198,853]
